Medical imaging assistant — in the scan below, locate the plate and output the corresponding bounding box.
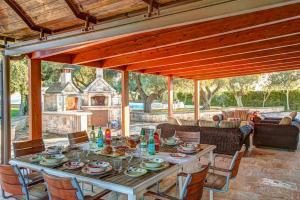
[143,158,165,168]
[177,147,202,154]
[63,161,85,170]
[40,158,68,167]
[169,153,187,158]
[28,155,43,163]
[124,167,147,177]
[81,165,112,175]
[140,162,169,171]
[95,151,127,158]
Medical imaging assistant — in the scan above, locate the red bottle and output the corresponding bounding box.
[154,130,160,152]
[105,128,111,145]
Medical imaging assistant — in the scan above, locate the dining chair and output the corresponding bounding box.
[204,149,245,200]
[13,139,45,157]
[0,165,48,200]
[42,171,111,200]
[13,139,45,183]
[67,131,89,146]
[143,165,209,200]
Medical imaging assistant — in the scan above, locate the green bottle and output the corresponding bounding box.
[140,129,147,157]
[97,127,104,148]
[148,131,155,155]
[90,125,96,143]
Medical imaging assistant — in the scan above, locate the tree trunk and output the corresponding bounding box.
[202,101,210,110]
[234,95,243,107]
[144,95,156,113]
[286,89,290,111]
[262,91,271,107]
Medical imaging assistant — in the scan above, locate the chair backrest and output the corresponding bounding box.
[0,165,28,199]
[175,130,200,144]
[13,139,45,157]
[181,165,209,200]
[43,172,84,200]
[68,131,89,146]
[229,150,244,178]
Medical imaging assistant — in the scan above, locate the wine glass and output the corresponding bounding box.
[113,158,123,173]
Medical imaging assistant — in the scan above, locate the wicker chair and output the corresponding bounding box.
[42,171,110,200]
[143,165,209,200]
[204,149,244,200]
[0,165,48,200]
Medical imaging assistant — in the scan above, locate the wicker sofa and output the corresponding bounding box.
[157,123,250,155]
[253,114,300,150]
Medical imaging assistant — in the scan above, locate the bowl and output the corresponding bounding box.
[180,144,196,151]
[47,146,60,154]
[43,154,64,164]
[144,158,164,168]
[165,137,177,144]
[86,161,110,173]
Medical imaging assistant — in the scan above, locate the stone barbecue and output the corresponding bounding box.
[42,67,121,134]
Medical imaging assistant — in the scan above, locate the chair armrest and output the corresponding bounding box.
[144,191,178,200]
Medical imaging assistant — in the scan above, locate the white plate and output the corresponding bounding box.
[124,168,147,177]
[40,158,68,167]
[169,153,187,158]
[177,147,197,154]
[63,162,85,170]
[140,162,169,171]
[81,165,112,175]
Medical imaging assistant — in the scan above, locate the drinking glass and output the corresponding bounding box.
[113,158,123,173]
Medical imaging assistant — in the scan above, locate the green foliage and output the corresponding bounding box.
[72,66,96,90]
[104,69,121,92]
[210,90,300,111]
[41,61,63,86]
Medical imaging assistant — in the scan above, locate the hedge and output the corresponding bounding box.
[177,90,300,111]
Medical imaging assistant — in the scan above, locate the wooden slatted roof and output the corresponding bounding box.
[0,0,177,40]
[27,1,300,80]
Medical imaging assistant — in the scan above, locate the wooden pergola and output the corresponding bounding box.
[1,0,300,163]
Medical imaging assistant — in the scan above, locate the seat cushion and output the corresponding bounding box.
[204,173,227,190]
[279,116,292,125]
[289,111,297,120]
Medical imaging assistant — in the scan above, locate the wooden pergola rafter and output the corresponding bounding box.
[3,0,52,38]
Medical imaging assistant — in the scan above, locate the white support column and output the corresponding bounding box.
[1,54,11,164]
[121,70,130,136]
[168,76,174,118]
[194,80,200,120]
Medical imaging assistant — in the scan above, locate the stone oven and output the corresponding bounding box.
[44,68,81,112]
[81,68,121,127]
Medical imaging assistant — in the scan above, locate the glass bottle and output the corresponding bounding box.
[140,129,147,157]
[148,131,155,155]
[97,127,104,148]
[105,128,112,145]
[154,129,160,153]
[89,125,96,143]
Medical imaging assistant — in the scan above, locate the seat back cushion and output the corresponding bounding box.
[279,116,292,125]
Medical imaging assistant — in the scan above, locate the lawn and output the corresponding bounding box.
[11,107,20,117]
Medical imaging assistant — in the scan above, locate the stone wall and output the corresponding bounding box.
[130,106,285,123]
[42,111,91,134]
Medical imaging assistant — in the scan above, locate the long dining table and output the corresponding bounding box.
[9,143,216,200]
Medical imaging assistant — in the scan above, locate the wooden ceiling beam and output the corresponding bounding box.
[127,35,300,71]
[166,58,300,77]
[182,64,300,80]
[71,3,300,65]
[64,0,97,24]
[141,0,159,9]
[0,35,15,42]
[144,44,300,73]
[4,0,52,35]
[101,18,300,68]
[159,51,300,75]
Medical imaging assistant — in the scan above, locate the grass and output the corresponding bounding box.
[11,107,20,117]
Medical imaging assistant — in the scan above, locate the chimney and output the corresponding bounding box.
[96,68,104,79]
[60,68,73,85]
